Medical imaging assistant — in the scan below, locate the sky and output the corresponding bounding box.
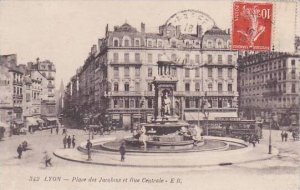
[0,0,299,89]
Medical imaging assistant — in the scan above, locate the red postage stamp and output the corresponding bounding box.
[232,2,273,51]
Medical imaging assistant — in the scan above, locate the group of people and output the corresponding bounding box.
[63,135,76,149]
[281,131,289,142]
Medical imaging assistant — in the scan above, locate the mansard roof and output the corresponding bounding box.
[114,23,138,33]
[204,25,227,35]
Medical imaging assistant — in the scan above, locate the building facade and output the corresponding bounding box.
[238,52,300,125]
[65,11,239,129]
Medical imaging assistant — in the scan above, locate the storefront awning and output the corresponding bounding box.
[0,122,10,128]
[45,117,58,122]
[184,112,238,121]
[14,119,24,125]
[26,117,38,126]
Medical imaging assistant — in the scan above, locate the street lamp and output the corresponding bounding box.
[268,112,274,154]
[83,117,92,160]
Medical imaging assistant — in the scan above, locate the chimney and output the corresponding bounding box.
[176,25,181,37]
[197,25,202,38]
[141,22,145,33]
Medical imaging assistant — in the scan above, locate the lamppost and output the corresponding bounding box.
[83,117,91,160]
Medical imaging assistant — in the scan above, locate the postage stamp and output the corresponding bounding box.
[232,2,273,51]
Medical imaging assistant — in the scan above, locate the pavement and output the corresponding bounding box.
[0,125,299,190]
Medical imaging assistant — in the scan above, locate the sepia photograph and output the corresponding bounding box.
[0,0,299,189]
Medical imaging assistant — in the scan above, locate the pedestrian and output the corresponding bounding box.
[72,135,76,148]
[56,126,59,135]
[119,142,126,162]
[63,136,67,149]
[67,135,71,148]
[284,131,288,142]
[50,127,53,134]
[43,151,52,167]
[62,128,66,135]
[292,131,296,141]
[17,144,23,159]
[281,131,284,142]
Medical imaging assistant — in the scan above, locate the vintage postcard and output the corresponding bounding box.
[0,0,299,190]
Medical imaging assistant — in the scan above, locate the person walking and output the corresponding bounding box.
[119,142,126,162]
[17,144,23,159]
[67,136,71,148]
[43,151,52,167]
[72,135,76,148]
[56,126,59,135]
[63,136,67,149]
[62,128,66,135]
[281,131,284,142]
[284,131,288,142]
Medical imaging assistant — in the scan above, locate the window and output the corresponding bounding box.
[135,39,140,46]
[207,41,212,48]
[195,68,200,77]
[148,99,153,108]
[135,99,140,108]
[185,68,190,78]
[207,99,212,108]
[185,99,190,108]
[158,41,162,48]
[124,83,130,91]
[218,99,222,108]
[113,67,119,77]
[228,84,232,92]
[124,53,129,63]
[283,60,286,67]
[113,83,118,91]
[148,83,153,91]
[124,67,130,77]
[292,83,296,93]
[195,83,200,91]
[292,70,296,79]
[291,59,295,66]
[228,68,232,78]
[208,54,212,64]
[135,53,140,62]
[148,54,152,63]
[119,99,123,108]
[185,54,190,63]
[125,99,130,108]
[130,99,135,108]
[195,55,200,64]
[148,68,152,77]
[171,54,176,61]
[135,67,140,77]
[218,55,222,64]
[171,41,176,48]
[283,71,286,80]
[208,83,213,91]
[114,99,118,108]
[171,67,177,76]
[135,82,140,91]
[218,68,222,78]
[124,39,129,47]
[113,39,119,47]
[185,83,190,91]
[218,83,223,92]
[148,40,152,47]
[113,53,119,63]
[208,68,213,77]
[228,55,233,64]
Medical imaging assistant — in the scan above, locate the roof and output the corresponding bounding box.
[204,25,227,35]
[114,23,138,33]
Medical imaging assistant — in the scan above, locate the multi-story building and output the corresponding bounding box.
[238,52,300,125]
[66,12,239,129]
[27,58,57,120]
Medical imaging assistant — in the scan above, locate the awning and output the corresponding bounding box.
[0,122,10,128]
[184,112,238,121]
[45,117,58,122]
[184,112,205,121]
[26,117,38,126]
[14,119,24,125]
[36,118,44,123]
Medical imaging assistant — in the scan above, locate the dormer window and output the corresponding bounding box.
[113,39,119,47]
[124,39,129,47]
[158,41,162,48]
[148,40,152,47]
[207,40,213,48]
[135,39,140,46]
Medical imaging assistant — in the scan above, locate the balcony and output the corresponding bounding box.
[263,91,283,97]
[13,81,23,86]
[203,62,235,68]
[13,94,23,99]
[174,91,236,97]
[110,91,143,96]
[109,60,143,66]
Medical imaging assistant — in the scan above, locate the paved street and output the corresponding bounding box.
[0,124,299,190]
